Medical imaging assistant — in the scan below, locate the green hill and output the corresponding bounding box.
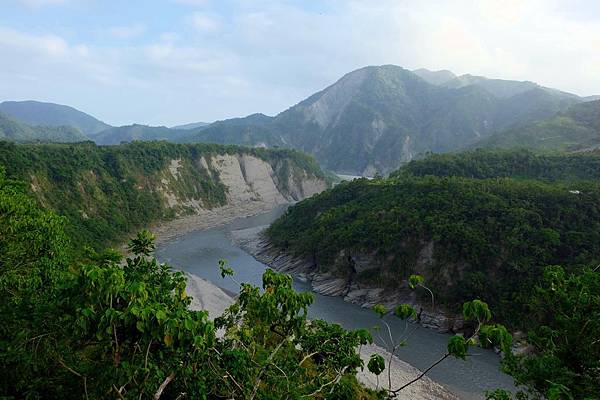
[0,112,88,142]
[267,150,600,328]
[0,100,110,135]
[396,148,600,181]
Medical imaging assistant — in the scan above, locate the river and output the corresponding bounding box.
[155,205,516,399]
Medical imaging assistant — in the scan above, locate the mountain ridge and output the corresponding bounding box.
[183,65,585,174]
[0,100,110,136]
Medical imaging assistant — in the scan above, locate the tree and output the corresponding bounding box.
[0,175,381,399]
[372,275,512,398]
[499,266,600,399]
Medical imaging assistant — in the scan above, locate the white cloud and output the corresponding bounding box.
[2,0,600,126]
[104,23,146,39]
[0,27,69,56]
[188,12,220,33]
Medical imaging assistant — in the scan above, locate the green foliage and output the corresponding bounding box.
[447,335,469,360]
[218,259,234,278]
[372,304,387,318]
[393,304,417,320]
[127,229,156,256]
[367,354,386,376]
[502,266,600,399]
[462,299,492,323]
[479,324,513,353]
[408,274,424,289]
[0,176,380,398]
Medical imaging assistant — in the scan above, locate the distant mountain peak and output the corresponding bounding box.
[412,68,457,85]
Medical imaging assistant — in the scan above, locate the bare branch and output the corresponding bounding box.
[154,372,175,400]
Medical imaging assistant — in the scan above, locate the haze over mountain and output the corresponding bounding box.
[171,122,210,130]
[0,112,88,143]
[91,124,192,145]
[0,100,111,136]
[2,66,597,175]
[477,100,600,152]
[182,65,584,175]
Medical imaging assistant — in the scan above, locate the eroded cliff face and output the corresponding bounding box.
[157,154,327,217]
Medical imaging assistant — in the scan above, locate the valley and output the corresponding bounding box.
[2,65,599,399]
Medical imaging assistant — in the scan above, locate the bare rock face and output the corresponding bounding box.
[311,272,349,297]
[159,153,327,216]
[232,226,467,334]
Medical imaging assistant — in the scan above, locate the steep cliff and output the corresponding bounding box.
[0,141,328,249]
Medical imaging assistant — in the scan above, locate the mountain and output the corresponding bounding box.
[476,100,600,151]
[92,124,191,145]
[183,65,582,175]
[0,112,88,143]
[171,121,210,130]
[412,68,456,85]
[584,95,600,102]
[0,100,110,136]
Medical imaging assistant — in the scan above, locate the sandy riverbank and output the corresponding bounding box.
[151,200,288,246]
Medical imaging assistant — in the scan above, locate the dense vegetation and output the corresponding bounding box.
[0,140,326,250]
[397,148,600,181]
[0,169,382,399]
[500,266,599,399]
[268,150,600,328]
[182,65,581,174]
[0,112,87,143]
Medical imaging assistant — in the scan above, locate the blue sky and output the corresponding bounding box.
[1,0,599,126]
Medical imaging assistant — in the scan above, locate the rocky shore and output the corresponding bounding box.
[230,225,465,333]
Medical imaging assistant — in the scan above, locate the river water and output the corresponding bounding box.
[155,205,516,399]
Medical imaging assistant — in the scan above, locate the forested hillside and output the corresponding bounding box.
[268,150,600,328]
[0,141,327,249]
[476,100,600,151]
[0,112,88,143]
[396,149,600,181]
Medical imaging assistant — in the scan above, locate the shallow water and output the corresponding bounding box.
[155,206,515,399]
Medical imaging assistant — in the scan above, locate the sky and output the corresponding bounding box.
[1,0,599,127]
